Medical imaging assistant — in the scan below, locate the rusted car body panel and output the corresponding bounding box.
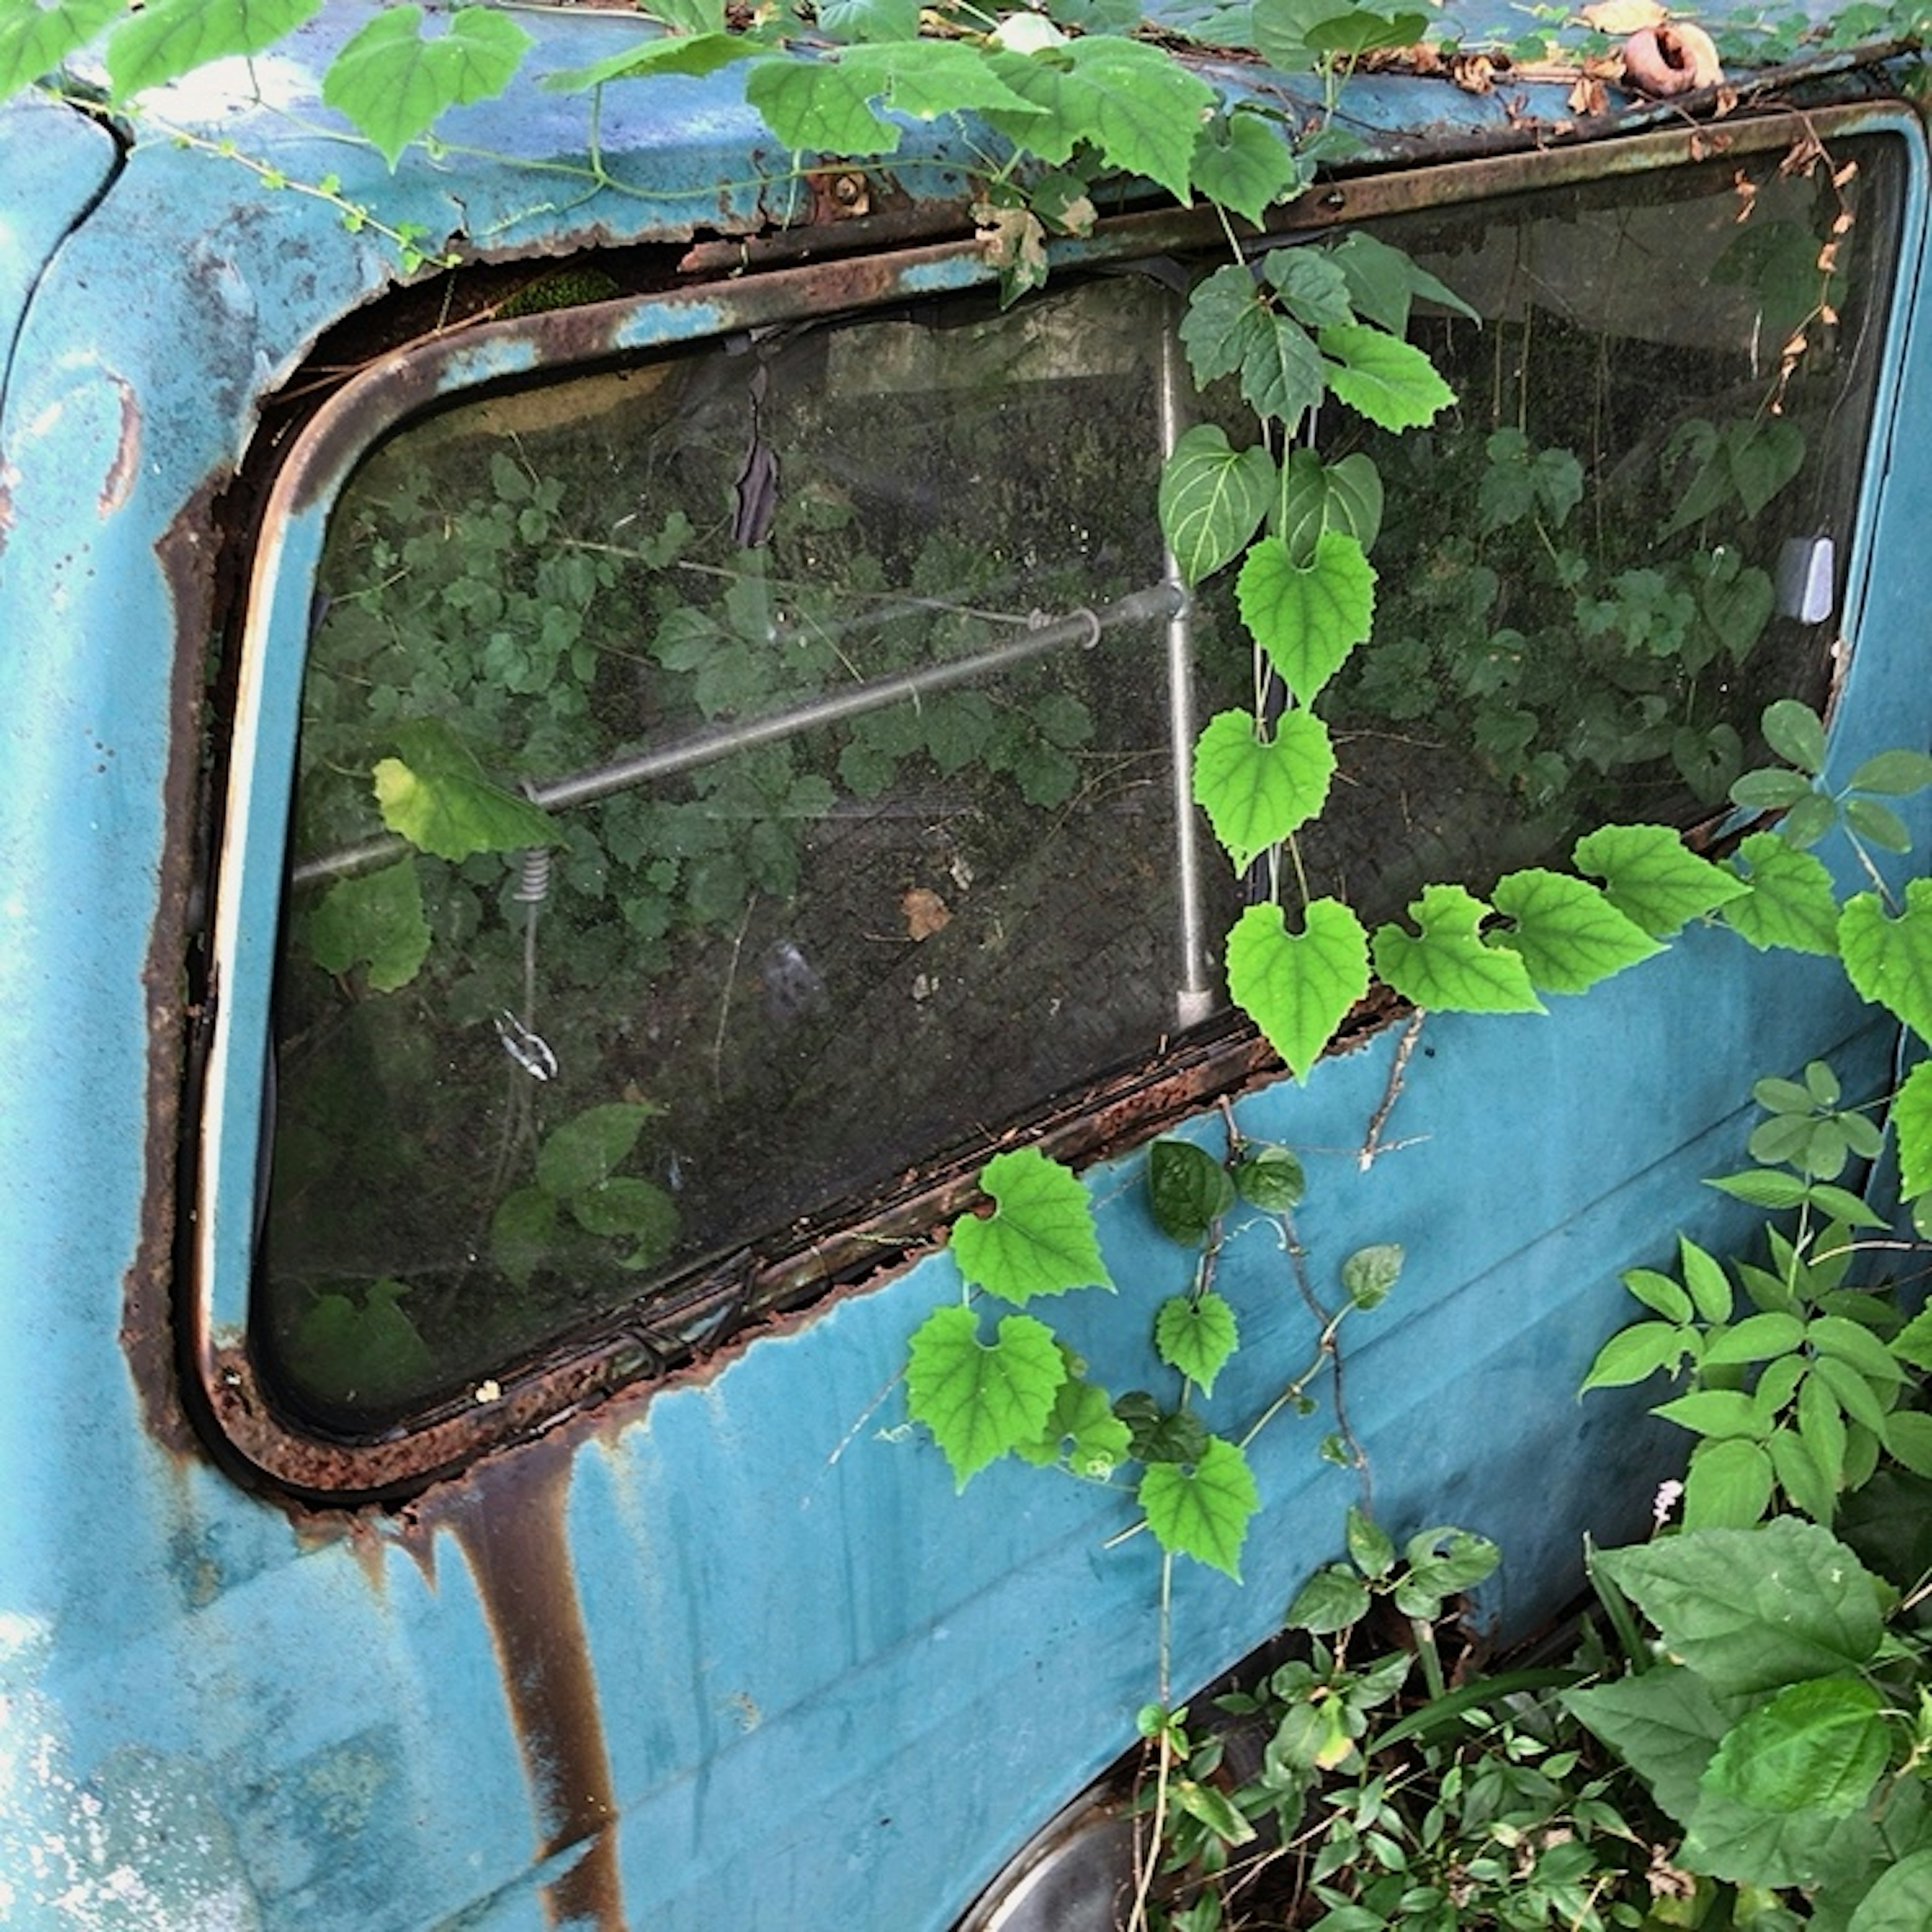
[2,6,1927,1926]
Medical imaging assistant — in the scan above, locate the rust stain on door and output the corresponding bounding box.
[409,1435,628,1930]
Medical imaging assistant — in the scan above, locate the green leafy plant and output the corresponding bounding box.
[20,5,1932,1920]
[1576,1071,1927,1534]
[1566,1516,1932,1928]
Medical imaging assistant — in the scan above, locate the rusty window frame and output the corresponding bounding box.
[192,103,1915,1502]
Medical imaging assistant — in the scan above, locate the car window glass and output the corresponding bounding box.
[260,136,1897,1428]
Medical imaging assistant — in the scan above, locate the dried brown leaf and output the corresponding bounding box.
[902,888,952,941]
[1582,0,1666,30]
[1568,73,1608,115]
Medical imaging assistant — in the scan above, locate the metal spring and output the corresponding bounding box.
[513,845,552,905]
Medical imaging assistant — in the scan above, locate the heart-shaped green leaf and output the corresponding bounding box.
[1839,880,1932,1042]
[950,1146,1112,1302]
[1139,1434,1259,1577]
[1236,530,1376,705]
[1372,883,1543,1013]
[1225,898,1369,1079]
[1488,867,1664,994]
[1158,425,1274,587]
[1193,707,1335,873]
[907,1304,1067,1488]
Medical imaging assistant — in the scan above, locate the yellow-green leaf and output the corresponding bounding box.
[1236,530,1376,706]
[950,1147,1112,1303]
[907,1305,1067,1489]
[1139,1434,1259,1577]
[1192,707,1335,873]
[1225,898,1369,1080]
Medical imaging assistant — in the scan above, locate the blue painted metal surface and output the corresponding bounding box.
[1,7,1929,1928]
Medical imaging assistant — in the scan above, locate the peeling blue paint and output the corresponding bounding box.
[2,6,1930,1928]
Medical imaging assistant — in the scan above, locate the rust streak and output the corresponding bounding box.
[125,471,233,1466]
[98,373,141,516]
[421,1435,627,1932]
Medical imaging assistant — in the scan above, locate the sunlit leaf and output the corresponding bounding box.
[1654,1390,1762,1440]
[1487,867,1663,994]
[306,857,429,992]
[1192,706,1335,873]
[749,39,1043,154]
[1154,1291,1239,1395]
[1839,880,1932,1043]
[1015,1375,1132,1478]
[1569,823,1754,935]
[1895,1062,1932,1203]
[0,0,122,100]
[1808,1314,1906,1388]
[544,30,750,90]
[1580,1320,1695,1391]
[1624,1265,1694,1323]
[372,719,558,860]
[1158,425,1274,587]
[1225,898,1369,1080]
[1139,1434,1259,1577]
[1372,883,1542,1014]
[1683,1439,1771,1532]
[107,0,321,98]
[1236,530,1376,705]
[984,35,1213,201]
[1701,1311,1806,1366]
[951,1146,1112,1302]
[906,1304,1067,1488]
[324,6,534,168]
[1720,832,1839,954]
[1812,1354,1892,1438]
[1678,1235,1734,1325]
[1318,323,1455,431]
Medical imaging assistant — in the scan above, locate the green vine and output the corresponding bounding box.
[20,2,1932,1918]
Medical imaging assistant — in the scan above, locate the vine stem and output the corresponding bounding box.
[1128,1549,1178,1932]
[1360,1010,1425,1170]
[1237,1213,1372,1515]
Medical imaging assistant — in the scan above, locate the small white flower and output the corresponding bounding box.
[1652,1479,1684,1529]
